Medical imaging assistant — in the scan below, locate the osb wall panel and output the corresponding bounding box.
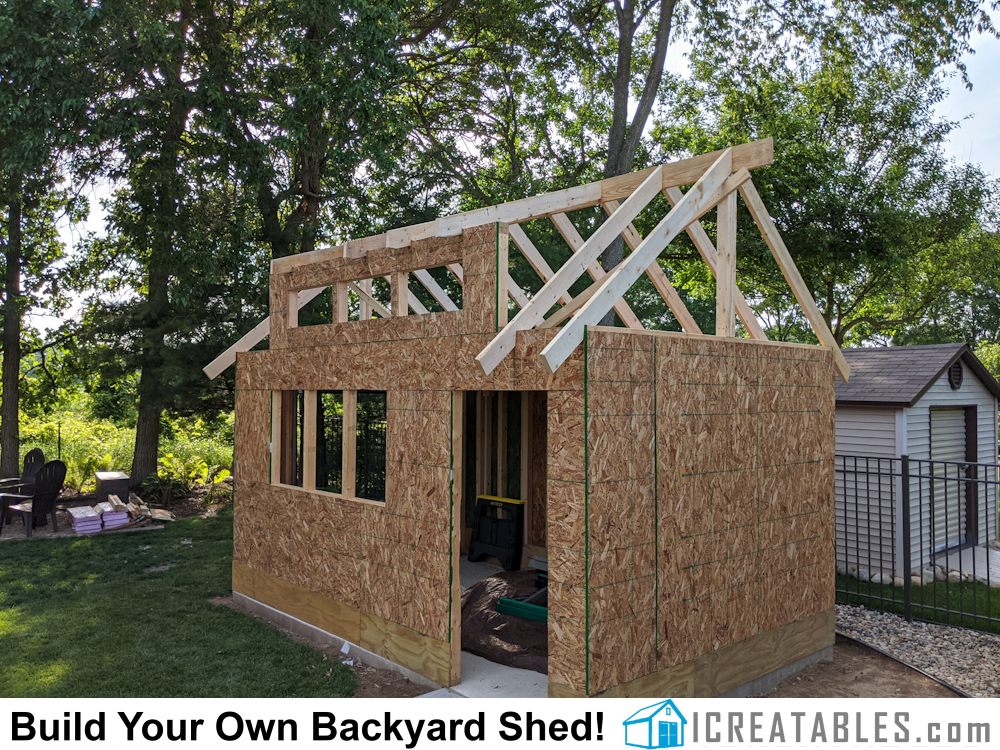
[654,334,835,681]
[234,388,270,485]
[270,225,505,352]
[234,330,584,394]
[546,387,588,694]
[584,330,657,695]
[581,329,835,697]
[233,389,453,647]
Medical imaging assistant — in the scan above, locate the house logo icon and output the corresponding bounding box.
[624,699,687,748]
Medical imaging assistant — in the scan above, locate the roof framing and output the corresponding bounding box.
[204,137,852,383]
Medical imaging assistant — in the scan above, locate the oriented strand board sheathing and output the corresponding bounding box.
[581,328,835,696]
[234,389,271,485]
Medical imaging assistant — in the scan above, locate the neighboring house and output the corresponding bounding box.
[624,700,687,749]
[835,344,1000,576]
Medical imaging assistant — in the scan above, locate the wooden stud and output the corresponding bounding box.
[602,199,702,334]
[270,391,281,484]
[663,187,767,341]
[392,271,409,317]
[538,153,741,374]
[497,392,508,495]
[716,191,737,337]
[343,390,357,498]
[302,390,317,490]
[450,391,464,684]
[287,289,299,329]
[348,281,390,319]
[496,227,509,329]
[549,213,644,329]
[738,178,851,382]
[520,392,532,542]
[335,281,349,323]
[476,166,664,375]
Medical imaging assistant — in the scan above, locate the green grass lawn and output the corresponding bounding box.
[837,574,1000,634]
[0,507,356,697]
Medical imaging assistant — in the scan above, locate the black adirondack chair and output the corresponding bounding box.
[2,460,67,538]
[0,448,45,494]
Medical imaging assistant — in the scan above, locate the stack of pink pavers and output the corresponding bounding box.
[97,501,129,530]
[67,506,102,535]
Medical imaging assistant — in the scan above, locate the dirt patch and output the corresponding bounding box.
[215,595,432,698]
[764,636,961,698]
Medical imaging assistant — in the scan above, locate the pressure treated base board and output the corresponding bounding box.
[548,608,834,698]
[233,562,455,686]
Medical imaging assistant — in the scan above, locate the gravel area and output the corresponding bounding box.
[837,604,1000,698]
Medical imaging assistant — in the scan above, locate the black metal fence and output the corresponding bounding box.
[836,454,1000,633]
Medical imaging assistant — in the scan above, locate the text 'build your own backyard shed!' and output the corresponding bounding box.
[206,139,851,698]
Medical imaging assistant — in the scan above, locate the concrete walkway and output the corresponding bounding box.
[938,544,1000,585]
[418,653,548,699]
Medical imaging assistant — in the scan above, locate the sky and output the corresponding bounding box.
[38,29,1000,334]
[937,32,1000,177]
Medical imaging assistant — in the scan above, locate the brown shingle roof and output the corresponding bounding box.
[835,344,1000,407]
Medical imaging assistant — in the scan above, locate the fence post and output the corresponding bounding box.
[901,454,913,623]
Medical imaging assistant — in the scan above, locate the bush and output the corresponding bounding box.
[19,400,233,497]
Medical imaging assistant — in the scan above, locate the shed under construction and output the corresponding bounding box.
[208,138,849,697]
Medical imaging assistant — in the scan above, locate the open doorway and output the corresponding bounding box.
[460,391,548,583]
[451,391,550,696]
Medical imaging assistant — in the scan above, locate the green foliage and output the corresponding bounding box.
[0,509,356,697]
[18,397,233,496]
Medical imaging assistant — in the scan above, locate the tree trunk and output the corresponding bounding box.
[131,365,163,488]
[1,186,23,477]
[130,270,169,488]
[597,0,676,326]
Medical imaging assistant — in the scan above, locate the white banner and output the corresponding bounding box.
[1,698,996,748]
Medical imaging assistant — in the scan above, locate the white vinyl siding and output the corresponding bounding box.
[930,407,967,550]
[903,360,998,567]
[835,408,898,574]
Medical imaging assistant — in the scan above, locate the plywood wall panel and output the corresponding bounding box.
[234,389,271,485]
[579,328,836,695]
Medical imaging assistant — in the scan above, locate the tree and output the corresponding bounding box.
[661,44,998,344]
[396,0,999,324]
[69,0,409,486]
[0,0,94,475]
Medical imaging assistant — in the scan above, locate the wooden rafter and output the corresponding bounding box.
[271,139,775,274]
[538,151,742,373]
[716,192,737,337]
[738,178,851,382]
[601,199,702,334]
[549,213,644,329]
[476,166,665,375]
[662,187,767,340]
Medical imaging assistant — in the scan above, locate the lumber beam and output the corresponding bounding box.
[601,199,702,334]
[342,390,357,498]
[536,279,602,330]
[476,166,664,375]
[539,150,741,373]
[302,390,317,491]
[549,213,644,329]
[716,191,737,337]
[348,281,390,319]
[269,139,773,274]
[738,178,851,382]
[508,224,573,306]
[663,187,767,341]
[412,269,459,312]
[203,286,327,380]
